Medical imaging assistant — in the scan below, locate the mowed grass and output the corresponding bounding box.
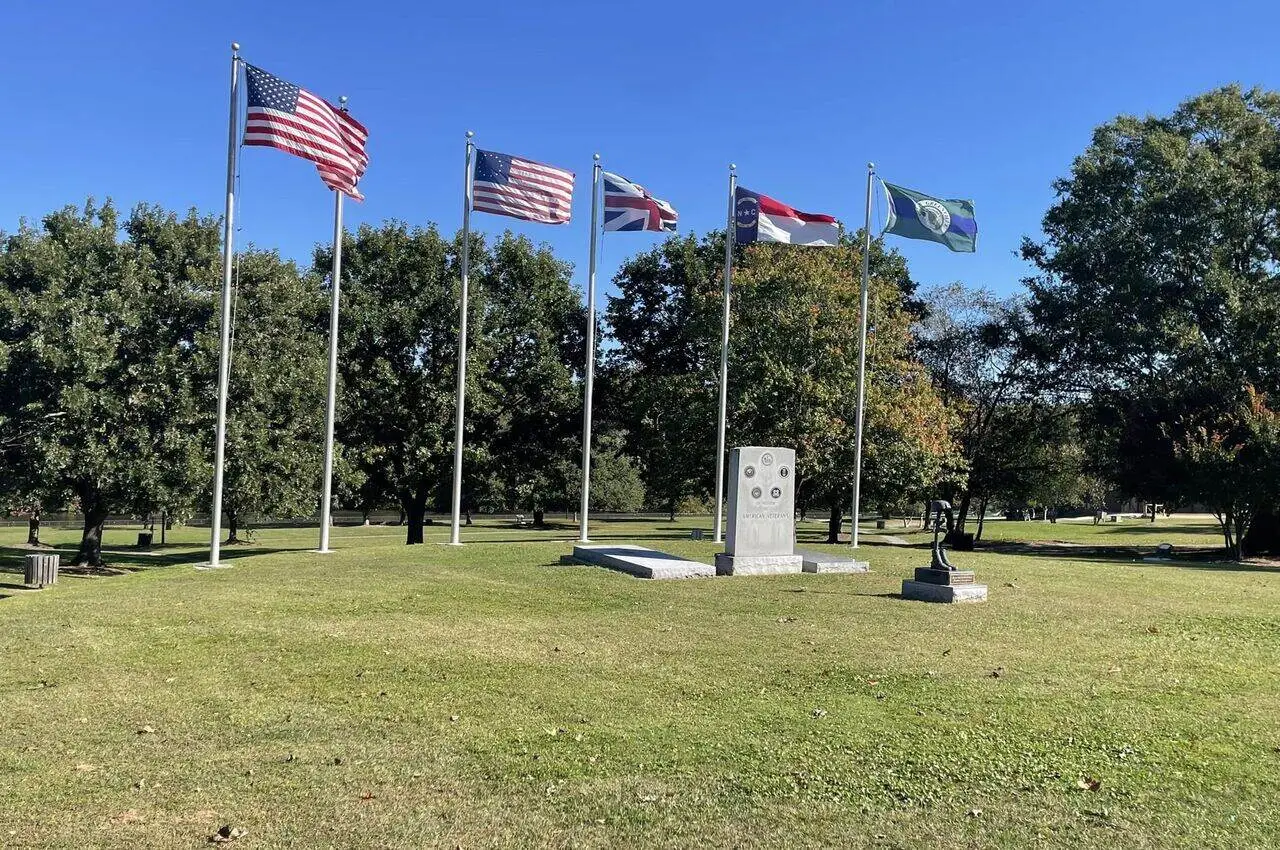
[1,516,1278,848]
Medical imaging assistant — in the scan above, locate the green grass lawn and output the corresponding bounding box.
[2,516,1278,848]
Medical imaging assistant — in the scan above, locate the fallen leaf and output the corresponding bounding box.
[359,791,375,801]
[967,808,982,818]
[989,668,1004,679]
[449,715,459,723]
[1077,776,1101,792]
[137,726,155,736]
[811,708,827,719]
[74,763,98,773]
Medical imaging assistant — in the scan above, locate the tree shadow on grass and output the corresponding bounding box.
[0,541,310,587]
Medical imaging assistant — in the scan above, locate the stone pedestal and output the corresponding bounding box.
[901,567,987,603]
[716,446,802,576]
[715,552,804,576]
[799,550,869,573]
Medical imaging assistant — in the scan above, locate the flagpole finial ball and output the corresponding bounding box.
[729,163,736,172]
[231,42,240,52]
[593,153,600,161]
[867,162,875,170]
[465,130,474,139]
[339,95,348,106]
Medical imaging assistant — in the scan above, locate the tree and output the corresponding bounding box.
[588,430,645,512]
[603,234,723,518]
[216,250,333,543]
[916,284,1080,536]
[730,237,957,542]
[606,231,956,540]
[325,222,482,544]
[1022,85,1280,554]
[0,201,217,565]
[473,233,584,527]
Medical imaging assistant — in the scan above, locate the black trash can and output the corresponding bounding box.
[951,532,975,551]
[137,531,153,548]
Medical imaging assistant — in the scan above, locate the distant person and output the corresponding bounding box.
[1048,507,1058,524]
[1093,509,1104,525]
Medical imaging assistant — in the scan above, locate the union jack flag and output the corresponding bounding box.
[602,172,677,232]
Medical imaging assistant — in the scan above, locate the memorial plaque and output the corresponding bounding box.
[716,446,803,575]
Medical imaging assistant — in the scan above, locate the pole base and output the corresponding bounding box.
[314,549,334,555]
[194,563,234,571]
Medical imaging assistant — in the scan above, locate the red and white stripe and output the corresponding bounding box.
[757,194,839,246]
[473,156,574,225]
[245,89,369,201]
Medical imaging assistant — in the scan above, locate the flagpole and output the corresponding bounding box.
[713,163,736,545]
[317,96,348,554]
[851,162,874,548]
[208,42,241,569]
[578,154,601,544]
[449,131,475,546]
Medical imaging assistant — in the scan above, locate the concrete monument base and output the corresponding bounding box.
[799,550,869,573]
[902,565,986,602]
[901,579,988,603]
[566,544,713,580]
[714,553,804,576]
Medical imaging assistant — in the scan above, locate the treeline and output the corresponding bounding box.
[0,202,959,564]
[5,85,1280,563]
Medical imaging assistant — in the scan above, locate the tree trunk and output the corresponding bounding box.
[975,496,989,542]
[75,494,109,567]
[533,508,546,528]
[27,513,41,546]
[954,492,972,533]
[404,492,426,545]
[668,496,676,521]
[398,508,406,526]
[826,498,842,544]
[226,512,241,544]
[362,508,371,527]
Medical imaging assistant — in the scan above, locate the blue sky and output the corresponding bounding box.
[4,0,1279,302]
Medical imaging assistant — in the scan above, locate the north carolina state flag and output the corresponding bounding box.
[734,186,838,246]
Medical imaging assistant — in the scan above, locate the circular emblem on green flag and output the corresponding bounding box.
[914,199,951,235]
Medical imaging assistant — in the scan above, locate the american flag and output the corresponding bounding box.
[243,64,369,200]
[603,172,678,232]
[472,149,574,224]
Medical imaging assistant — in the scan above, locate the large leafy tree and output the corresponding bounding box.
[473,233,584,527]
[602,234,725,518]
[322,222,481,545]
[731,237,956,541]
[916,283,1082,534]
[0,201,217,565]
[216,250,333,543]
[606,231,956,538]
[1022,85,1280,554]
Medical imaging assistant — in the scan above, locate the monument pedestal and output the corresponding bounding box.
[799,550,869,573]
[901,567,987,603]
[715,552,803,576]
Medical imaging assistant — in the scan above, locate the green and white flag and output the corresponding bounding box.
[882,182,977,253]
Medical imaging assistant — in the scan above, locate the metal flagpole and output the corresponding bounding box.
[851,162,875,548]
[449,131,475,546]
[317,96,348,554]
[207,42,241,569]
[713,163,737,544]
[578,154,601,543]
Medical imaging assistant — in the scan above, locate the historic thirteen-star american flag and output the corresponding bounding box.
[243,64,369,200]
[472,149,574,224]
[602,172,678,232]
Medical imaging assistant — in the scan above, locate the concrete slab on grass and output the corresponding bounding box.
[568,544,714,580]
[901,579,988,603]
[798,550,869,574]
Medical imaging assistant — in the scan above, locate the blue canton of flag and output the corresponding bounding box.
[602,172,678,232]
